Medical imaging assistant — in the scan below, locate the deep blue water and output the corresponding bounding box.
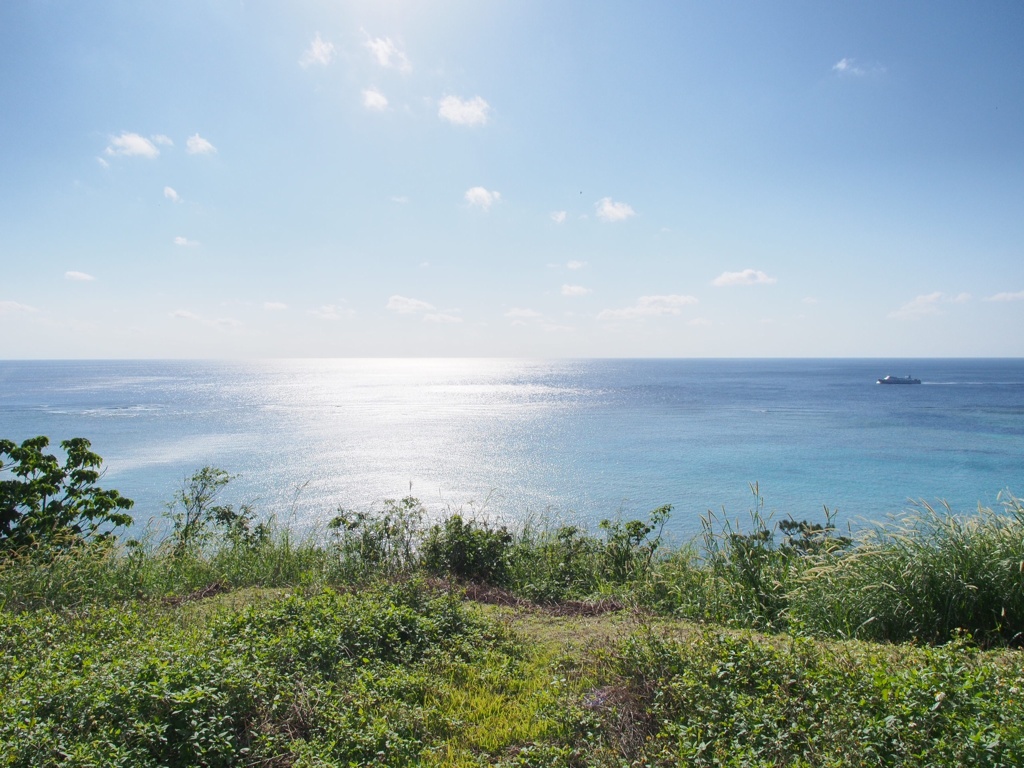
[1,359,1021,539]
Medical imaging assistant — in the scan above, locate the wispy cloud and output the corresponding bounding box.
[186,134,217,155]
[174,236,199,247]
[598,294,698,321]
[308,304,353,320]
[439,95,491,126]
[152,135,173,147]
[712,269,777,287]
[595,197,635,222]
[170,309,202,321]
[64,271,95,282]
[833,57,886,77]
[986,290,1024,302]
[163,186,180,203]
[390,195,410,204]
[387,295,435,314]
[550,210,567,224]
[889,291,970,319]
[363,33,411,72]
[104,132,160,158]
[561,284,591,297]
[362,87,388,111]
[0,300,37,315]
[263,301,288,311]
[300,33,336,67]
[465,186,501,211]
[566,260,586,270]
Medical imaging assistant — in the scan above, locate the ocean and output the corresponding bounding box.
[1,358,1021,539]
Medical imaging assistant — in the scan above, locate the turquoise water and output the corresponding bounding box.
[1,359,1021,538]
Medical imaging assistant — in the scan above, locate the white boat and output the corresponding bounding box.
[876,374,921,385]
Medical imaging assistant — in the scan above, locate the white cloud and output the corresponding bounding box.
[561,284,591,297]
[595,197,635,222]
[424,313,462,324]
[263,301,288,311]
[986,290,1024,302]
[0,300,37,314]
[308,304,353,320]
[833,57,886,77]
[186,134,217,155]
[174,236,199,247]
[363,33,411,72]
[712,269,777,287]
[439,95,491,126]
[391,195,410,204]
[387,295,435,314]
[171,309,202,321]
[505,308,542,319]
[465,186,501,211]
[802,297,819,304]
[163,186,181,203]
[566,260,586,270]
[362,87,388,111]
[889,291,949,319]
[550,210,567,224]
[688,317,712,327]
[598,294,698,321]
[152,134,173,146]
[64,271,95,282]
[300,33,336,67]
[104,132,160,158]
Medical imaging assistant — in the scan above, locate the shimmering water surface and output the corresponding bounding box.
[1,359,1021,538]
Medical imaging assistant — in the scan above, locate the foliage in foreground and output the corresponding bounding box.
[3,579,1024,767]
[535,626,1024,768]
[0,581,518,767]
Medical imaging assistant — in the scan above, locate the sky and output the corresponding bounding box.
[1,0,1023,358]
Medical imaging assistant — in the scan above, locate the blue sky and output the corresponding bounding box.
[2,0,1022,358]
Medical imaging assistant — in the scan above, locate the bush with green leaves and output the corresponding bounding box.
[328,496,423,580]
[599,504,671,586]
[0,436,133,553]
[422,513,514,585]
[507,523,602,602]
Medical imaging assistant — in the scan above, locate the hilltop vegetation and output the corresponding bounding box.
[2,436,1024,766]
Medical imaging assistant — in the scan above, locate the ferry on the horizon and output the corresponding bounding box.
[877,374,922,385]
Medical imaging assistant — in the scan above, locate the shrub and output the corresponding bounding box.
[599,504,671,586]
[328,496,423,580]
[507,522,602,602]
[422,513,513,585]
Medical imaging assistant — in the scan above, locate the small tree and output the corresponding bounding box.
[0,436,134,553]
[166,466,259,554]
